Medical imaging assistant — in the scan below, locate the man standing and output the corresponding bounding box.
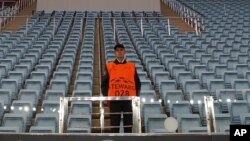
[101,43,141,133]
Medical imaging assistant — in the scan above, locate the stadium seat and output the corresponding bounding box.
[145,114,168,133]
[66,114,92,133]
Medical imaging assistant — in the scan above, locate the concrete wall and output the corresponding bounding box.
[36,0,160,12]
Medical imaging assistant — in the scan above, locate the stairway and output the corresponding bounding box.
[1,1,37,33]
[160,0,195,34]
[91,18,112,133]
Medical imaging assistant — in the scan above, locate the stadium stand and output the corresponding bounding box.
[0,0,248,141]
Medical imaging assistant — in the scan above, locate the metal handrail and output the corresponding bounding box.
[59,96,141,134]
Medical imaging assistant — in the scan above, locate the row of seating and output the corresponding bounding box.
[101,4,250,132]
[0,11,95,133]
[0,6,249,133]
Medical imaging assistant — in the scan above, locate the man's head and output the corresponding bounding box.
[114,43,126,61]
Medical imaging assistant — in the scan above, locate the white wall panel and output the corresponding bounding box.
[37,0,160,12]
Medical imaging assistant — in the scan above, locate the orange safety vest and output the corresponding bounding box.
[106,61,136,97]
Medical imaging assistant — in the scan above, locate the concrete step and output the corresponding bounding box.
[1,1,37,32]
[160,0,195,33]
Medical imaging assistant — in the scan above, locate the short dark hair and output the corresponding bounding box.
[114,43,125,50]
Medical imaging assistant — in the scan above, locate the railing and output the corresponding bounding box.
[163,0,203,34]
[0,0,35,29]
[59,96,141,133]
[0,15,203,34]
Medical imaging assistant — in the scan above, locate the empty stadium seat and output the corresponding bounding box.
[66,114,92,133]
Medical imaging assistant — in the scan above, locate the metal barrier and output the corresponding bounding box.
[59,96,141,133]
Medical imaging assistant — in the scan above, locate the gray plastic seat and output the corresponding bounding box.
[66,114,92,133]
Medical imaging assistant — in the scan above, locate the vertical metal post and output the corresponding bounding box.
[53,17,56,39]
[59,97,67,133]
[140,18,143,36]
[80,18,83,39]
[168,18,171,35]
[195,18,198,36]
[26,18,28,35]
[100,99,104,133]
[132,97,141,133]
[113,18,116,41]
[204,96,216,133]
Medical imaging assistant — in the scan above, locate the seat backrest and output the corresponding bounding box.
[0,89,11,106]
[214,114,231,132]
[207,79,225,94]
[227,59,238,70]
[238,54,248,64]
[140,80,152,90]
[75,80,92,90]
[53,72,70,82]
[11,100,33,118]
[159,80,177,95]
[207,59,220,71]
[154,72,169,85]
[177,72,193,84]
[240,113,250,124]
[3,113,26,132]
[231,100,249,121]
[219,54,230,64]
[50,80,68,93]
[70,101,92,115]
[164,90,183,105]
[142,102,162,118]
[236,64,248,78]
[190,90,209,103]
[1,79,18,98]
[214,65,228,79]
[78,65,93,73]
[183,79,201,94]
[18,89,39,106]
[223,71,238,84]
[25,79,43,94]
[41,101,60,114]
[35,65,50,78]
[146,114,167,133]
[8,71,24,85]
[216,89,237,102]
[14,65,29,79]
[45,90,65,101]
[59,59,74,67]
[140,90,156,102]
[178,114,201,132]
[171,65,186,78]
[192,65,207,78]
[76,72,93,81]
[35,114,58,130]
[232,79,249,89]
[200,72,215,87]
[137,71,148,80]
[67,115,91,128]
[171,101,192,118]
